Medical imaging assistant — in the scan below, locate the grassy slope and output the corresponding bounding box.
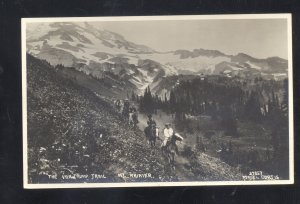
[26,54,242,184]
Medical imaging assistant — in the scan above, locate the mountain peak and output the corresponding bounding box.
[266,56,287,61]
[236,52,253,58]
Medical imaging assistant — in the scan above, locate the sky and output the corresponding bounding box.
[90,18,288,59]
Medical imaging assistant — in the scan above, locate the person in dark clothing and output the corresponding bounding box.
[122,99,130,118]
[147,114,156,127]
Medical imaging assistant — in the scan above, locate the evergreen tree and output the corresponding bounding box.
[139,86,155,114]
[131,91,136,102]
[169,90,176,114]
[244,91,262,122]
[281,79,288,117]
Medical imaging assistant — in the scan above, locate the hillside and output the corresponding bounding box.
[26,55,242,183]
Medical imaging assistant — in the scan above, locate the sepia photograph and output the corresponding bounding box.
[22,14,293,188]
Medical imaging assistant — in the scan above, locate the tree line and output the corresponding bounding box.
[136,76,288,137]
[135,75,289,177]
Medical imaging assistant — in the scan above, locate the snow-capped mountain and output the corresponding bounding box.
[27,22,155,66]
[26,22,288,95]
[26,22,166,93]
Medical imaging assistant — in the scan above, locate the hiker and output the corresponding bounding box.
[115,99,122,113]
[161,124,183,168]
[162,123,174,149]
[147,114,156,127]
[129,106,139,127]
[122,99,130,118]
[144,114,157,147]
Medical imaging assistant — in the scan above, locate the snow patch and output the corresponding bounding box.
[223,70,232,74]
[227,64,243,71]
[246,61,262,70]
[139,53,230,74]
[127,69,135,74]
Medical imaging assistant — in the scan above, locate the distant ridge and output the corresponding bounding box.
[27,22,288,95]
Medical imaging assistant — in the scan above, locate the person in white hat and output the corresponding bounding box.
[162,123,174,148]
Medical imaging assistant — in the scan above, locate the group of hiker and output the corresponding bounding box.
[114,98,183,151]
[146,114,183,151]
[145,114,183,169]
[114,99,139,127]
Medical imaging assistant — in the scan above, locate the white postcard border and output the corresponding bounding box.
[21,14,294,189]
